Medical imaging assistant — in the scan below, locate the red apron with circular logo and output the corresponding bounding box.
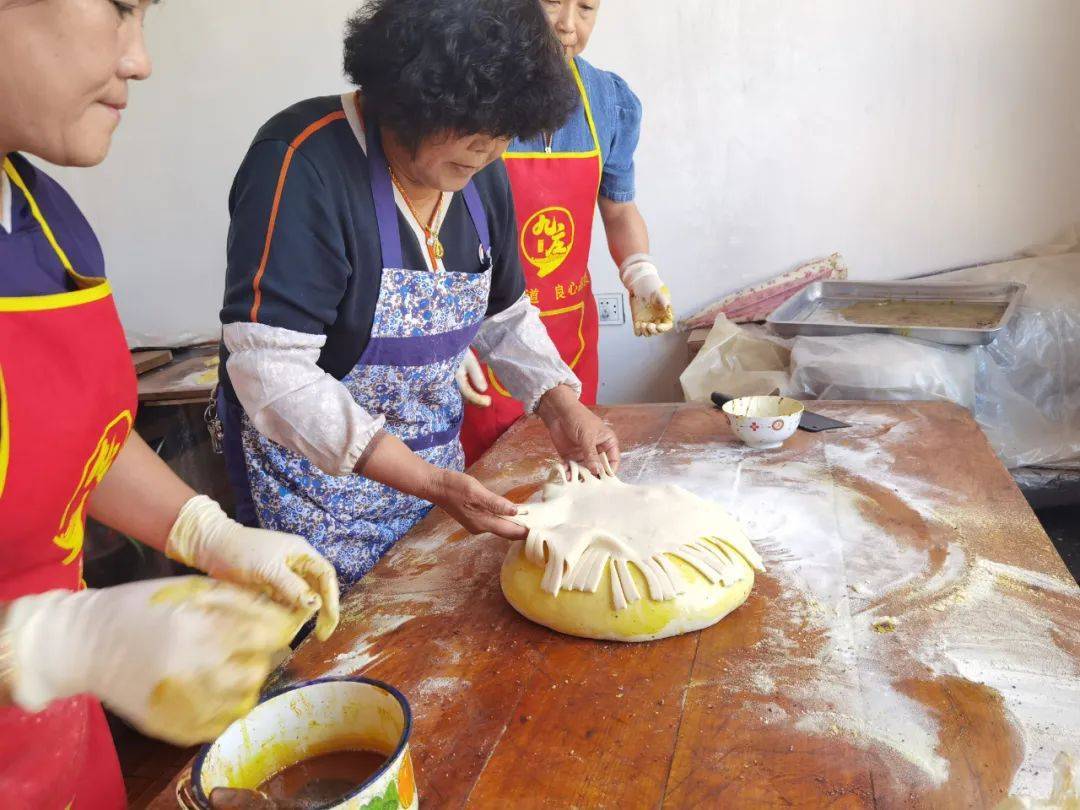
[461,61,603,464]
[0,157,133,809]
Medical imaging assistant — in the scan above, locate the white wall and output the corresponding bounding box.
[49,0,1080,402]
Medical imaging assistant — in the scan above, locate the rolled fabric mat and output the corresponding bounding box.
[680,253,848,330]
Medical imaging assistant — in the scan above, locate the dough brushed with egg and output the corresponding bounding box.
[502,462,765,642]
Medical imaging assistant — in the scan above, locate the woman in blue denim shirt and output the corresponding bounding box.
[460,0,674,463]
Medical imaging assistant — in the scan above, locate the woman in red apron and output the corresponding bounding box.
[0,4,339,806]
[460,0,674,463]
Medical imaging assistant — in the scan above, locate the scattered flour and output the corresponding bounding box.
[627,408,1079,795]
[316,408,1079,798]
[916,558,1080,797]
[320,613,414,678]
[320,588,476,678]
[412,676,467,705]
[749,671,776,695]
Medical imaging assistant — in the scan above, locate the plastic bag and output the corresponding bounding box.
[936,251,1080,469]
[785,252,1080,468]
[679,315,792,402]
[784,308,1080,468]
[1012,465,1080,509]
[788,333,976,407]
[973,306,1080,468]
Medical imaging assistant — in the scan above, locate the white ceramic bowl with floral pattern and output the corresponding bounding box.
[721,395,804,449]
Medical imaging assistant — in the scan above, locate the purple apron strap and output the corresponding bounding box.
[363,109,405,270]
[217,387,259,528]
[461,181,492,264]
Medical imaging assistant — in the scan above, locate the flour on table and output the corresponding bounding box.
[998,752,1079,809]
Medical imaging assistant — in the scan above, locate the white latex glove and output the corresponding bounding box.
[2,576,309,746]
[166,496,340,641]
[455,348,492,407]
[619,253,675,337]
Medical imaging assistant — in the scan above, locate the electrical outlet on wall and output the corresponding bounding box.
[596,293,625,326]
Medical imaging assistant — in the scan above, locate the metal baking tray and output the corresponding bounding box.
[766,280,1026,345]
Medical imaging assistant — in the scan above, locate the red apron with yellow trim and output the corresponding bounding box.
[461,61,603,465]
[0,157,132,809]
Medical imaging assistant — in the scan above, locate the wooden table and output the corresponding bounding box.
[149,403,1080,808]
[137,345,218,407]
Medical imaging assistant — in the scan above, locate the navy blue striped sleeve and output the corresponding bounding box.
[220,139,351,335]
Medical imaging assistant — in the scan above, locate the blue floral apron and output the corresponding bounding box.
[234,111,492,587]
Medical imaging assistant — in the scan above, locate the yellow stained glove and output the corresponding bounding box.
[620,253,675,337]
[455,348,491,407]
[2,576,309,746]
[166,496,340,641]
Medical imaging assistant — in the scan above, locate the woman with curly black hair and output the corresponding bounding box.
[217,0,621,587]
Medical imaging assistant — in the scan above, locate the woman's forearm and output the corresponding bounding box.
[87,433,197,553]
[354,433,525,541]
[598,198,650,267]
[353,433,441,500]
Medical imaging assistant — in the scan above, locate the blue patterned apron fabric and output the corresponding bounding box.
[240,111,493,587]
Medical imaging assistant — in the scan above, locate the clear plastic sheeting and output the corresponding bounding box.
[788,251,1080,469]
[936,249,1080,469]
[788,334,975,407]
[973,306,1080,469]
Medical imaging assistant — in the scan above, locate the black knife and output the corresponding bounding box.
[710,392,850,433]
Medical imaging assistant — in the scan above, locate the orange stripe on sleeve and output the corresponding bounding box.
[249,110,347,323]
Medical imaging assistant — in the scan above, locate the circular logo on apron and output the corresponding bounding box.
[520,206,575,278]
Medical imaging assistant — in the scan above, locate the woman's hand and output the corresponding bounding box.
[2,577,307,746]
[357,433,525,540]
[87,435,340,638]
[628,278,674,336]
[536,385,620,476]
[596,198,674,337]
[165,497,340,641]
[424,468,527,540]
[620,255,674,337]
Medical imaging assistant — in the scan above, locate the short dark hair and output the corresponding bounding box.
[343,0,579,150]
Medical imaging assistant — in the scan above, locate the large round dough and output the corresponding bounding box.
[501,541,755,642]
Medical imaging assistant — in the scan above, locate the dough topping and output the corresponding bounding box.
[512,462,766,611]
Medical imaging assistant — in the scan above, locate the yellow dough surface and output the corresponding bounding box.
[501,542,755,642]
[501,463,764,642]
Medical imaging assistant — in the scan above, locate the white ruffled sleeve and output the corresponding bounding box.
[473,295,582,413]
[223,322,385,476]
